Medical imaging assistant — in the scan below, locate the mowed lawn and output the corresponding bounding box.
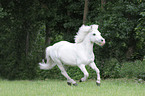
[0,79,144,96]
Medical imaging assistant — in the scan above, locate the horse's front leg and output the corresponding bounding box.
[89,62,101,86]
[78,64,89,82]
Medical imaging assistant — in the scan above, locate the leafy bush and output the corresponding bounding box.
[0,8,7,18]
[138,72,145,81]
[37,65,97,80]
[120,60,145,78]
[94,1,145,61]
[100,58,121,78]
[37,59,145,80]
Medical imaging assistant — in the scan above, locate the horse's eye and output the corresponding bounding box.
[93,33,96,36]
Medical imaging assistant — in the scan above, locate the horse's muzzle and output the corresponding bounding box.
[100,39,105,46]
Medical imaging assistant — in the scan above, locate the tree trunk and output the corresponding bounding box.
[83,0,89,24]
[24,21,29,56]
[45,21,50,46]
[42,21,51,59]
[101,0,106,9]
[26,31,29,56]
[126,46,134,60]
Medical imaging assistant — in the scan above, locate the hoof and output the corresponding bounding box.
[73,83,78,86]
[96,82,101,86]
[67,82,71,86]
[79,79,83,82]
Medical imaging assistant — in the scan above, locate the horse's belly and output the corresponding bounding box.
[61,58,77,66]
[59,51,78,66]
[58,47,93,66]
[58,45,78,66]
[60,55,93,66]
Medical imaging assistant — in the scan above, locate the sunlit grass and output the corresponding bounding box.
[0,79,144,96]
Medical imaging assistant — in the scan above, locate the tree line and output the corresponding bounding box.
[0,0,144,80]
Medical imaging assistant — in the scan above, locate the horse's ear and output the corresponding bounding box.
[96,25,99,29]
[80,25,91,32]
[91,25,99,29]
[82,24,85,27]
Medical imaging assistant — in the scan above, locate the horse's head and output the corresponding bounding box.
[89,25,105,46]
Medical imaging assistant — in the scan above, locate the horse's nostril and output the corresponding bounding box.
[101,39,104,42]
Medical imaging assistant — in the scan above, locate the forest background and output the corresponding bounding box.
[0,0,145,80]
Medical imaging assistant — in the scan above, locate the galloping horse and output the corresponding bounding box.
[39,24,105,86]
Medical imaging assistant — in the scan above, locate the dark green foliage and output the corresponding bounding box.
[67,66,83,80]
[120,60,145,79]
[0,0,144,80]
[0,0,43,79]
[101,58,121,78]
[37,66,63,80]
[138,72,145,81]
[94,0,145,61]
[134,12,145,60]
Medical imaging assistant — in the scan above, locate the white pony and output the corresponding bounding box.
[39,24,105,86]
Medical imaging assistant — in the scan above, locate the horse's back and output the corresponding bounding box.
[48,41,73,61]
[48,41,77,65]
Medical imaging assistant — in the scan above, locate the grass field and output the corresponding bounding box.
[0,79,144,96]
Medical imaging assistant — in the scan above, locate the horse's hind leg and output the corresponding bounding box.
[46,58,56,69]
[56,62,77,86]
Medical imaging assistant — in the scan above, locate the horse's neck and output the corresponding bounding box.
[80,35,94,54]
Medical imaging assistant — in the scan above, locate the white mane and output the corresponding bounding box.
[74,24,99,43]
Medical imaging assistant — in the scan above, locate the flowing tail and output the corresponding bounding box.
[39,59,49,70]
[39,47,52,70]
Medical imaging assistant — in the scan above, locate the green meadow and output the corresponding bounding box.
[0,79,144,96]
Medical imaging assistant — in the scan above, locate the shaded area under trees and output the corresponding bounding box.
[0,0,144,80]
